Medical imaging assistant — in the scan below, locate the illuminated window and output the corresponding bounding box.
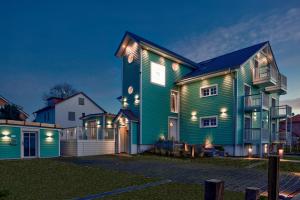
[150,62,165,86]
[200,116,218,128]
[170,90,179,113]
[200,85,218,97]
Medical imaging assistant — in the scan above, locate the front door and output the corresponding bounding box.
[23,132,37,158]
[169,118,178,141]
[119,127,129,153]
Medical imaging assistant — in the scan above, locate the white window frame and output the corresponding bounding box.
[150,61,166,87]
[200,84,218,98]
[170,90,179,113]
[199,116,218,128]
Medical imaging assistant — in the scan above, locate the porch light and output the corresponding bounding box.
[85,122,88,129]
[169,122,174,127]
[123,97,128,108]
[159,135,165,141]
[97,120,101,128]
[191,111,197,121]
[264,144,268,154]
[172,63,179,72]
[134,94,140,105]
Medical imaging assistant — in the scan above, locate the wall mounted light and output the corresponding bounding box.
[128,86,134,94]
[278,148,284,158]
[159,134,165,141]
[107,120,112,128]
[97,120,101,128]
[1,130,11,142]
[134,94,140,105]
[220,108,227,118]
[169,122,174,127]
[264,144,268,154]
[85,122,88,129]
[46,131,54,142]
[172,63,179,72]
[127,53,134,63]
[191,111,197,121]
[122,97,128,108]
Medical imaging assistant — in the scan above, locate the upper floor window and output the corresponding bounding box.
[200,84,218,97]
[200,116,218,128]
[150,61,165,86]
[170,90,179,113]
[78,97,85,105]
[68,112,75,121]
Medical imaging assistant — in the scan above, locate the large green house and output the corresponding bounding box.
[113,32,292,157]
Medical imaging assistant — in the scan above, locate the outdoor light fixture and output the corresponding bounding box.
[169,122,174,127]
[85,122,88,129]
[172,63,179,71]
[159,135,165,141]
[97,120,101,128]
[134,94,140,105]
[107,120,112,128]
[46,131,53,142]
[220,108,227,118]
[128,86,134,94]
[191,111,197,121]
[1,130,11,142]
[248,146,253,157]
[122,97,128,108]
[264,144,268,154]
[278,148,284,158]
[127,53,134,63]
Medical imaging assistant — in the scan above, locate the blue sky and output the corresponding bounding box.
[0,0,300,117]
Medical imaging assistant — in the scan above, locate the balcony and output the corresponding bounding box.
[253,64,278,87]
[244,128,269,144]
[271,105,292,119]
[244,93,269,112]
[265,73,287,95]
[272,131,292,144]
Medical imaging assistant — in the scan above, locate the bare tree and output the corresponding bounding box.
[43,83,78,102]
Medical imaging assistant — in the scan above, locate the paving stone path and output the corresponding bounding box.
[62,156,300,197]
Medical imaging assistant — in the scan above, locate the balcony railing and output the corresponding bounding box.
[244,93,269,111]
[271,105,292,119]
[265,73,287,94]
[61,126,115,141]
[244,128,269,143]
[253,64,277,87]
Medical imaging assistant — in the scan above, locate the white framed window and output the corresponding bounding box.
[200,84,218,97]
[78,97,85,105]
[200,116,218,128]
[150,61,165,86]
[170,90,179,113]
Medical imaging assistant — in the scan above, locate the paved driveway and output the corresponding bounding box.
[61,156,300,197]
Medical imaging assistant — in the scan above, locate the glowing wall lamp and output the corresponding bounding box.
[278,148,284,158]
[220,108,227,118]
[107,120,112,128]
[1,130,11,142]
[191,111,198,121]
[97,120,101,128]
[122,97,128,108]
[46,131,54,142]
[134,94,140,105]
[172,63,179,72]
[85,122,88,130]
[264,144,268,154]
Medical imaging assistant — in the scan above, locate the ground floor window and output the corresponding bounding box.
[200,116,218,128]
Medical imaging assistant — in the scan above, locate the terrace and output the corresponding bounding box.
[265,73,287,95]
[271,105,292,119]
[244,93,270,112]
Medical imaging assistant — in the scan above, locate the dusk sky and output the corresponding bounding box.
[1,0,300,118]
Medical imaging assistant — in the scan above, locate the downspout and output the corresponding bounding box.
[138,46,143,153]
[232,70,238,156]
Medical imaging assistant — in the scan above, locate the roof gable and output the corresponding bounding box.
[180,41,269,81]
[115,31,198,69]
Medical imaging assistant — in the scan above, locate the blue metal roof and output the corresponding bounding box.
[180,41,269,80]
[115,31,198,69]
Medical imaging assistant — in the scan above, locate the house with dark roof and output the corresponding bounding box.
[34,92,106,128]
[0,95,29,121]
[113,31,291,157]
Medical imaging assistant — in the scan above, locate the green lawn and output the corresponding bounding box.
[0,158,244,200]
[0,159,152,200]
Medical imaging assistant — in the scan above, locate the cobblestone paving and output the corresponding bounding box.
[61,156,300,196]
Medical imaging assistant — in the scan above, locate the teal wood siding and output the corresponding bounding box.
[180,74,234,145]
[39,129,59,158]
[122,41,140,117]
[141,50,192,144]
[131,122,138,145]
[0,126,21,159]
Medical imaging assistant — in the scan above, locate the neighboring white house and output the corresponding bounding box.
[34,92,106,128]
